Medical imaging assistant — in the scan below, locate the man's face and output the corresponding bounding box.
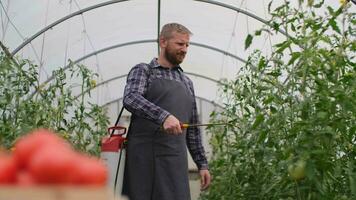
[162,32,190,66]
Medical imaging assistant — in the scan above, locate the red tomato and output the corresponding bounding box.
[28,145,77,184]
[12,128,107,186]
[16,170,36,186]
[0,154,17,184]
[14,129,70,169]
[71,156,108,186]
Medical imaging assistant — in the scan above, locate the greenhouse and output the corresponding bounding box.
[0,0,355,199]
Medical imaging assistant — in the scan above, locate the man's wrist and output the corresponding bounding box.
[198,163,209,170]
[158,111,170,125]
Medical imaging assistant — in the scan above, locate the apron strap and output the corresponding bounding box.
[114,63,155,134]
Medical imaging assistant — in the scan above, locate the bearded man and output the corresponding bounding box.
[122,23,211,200]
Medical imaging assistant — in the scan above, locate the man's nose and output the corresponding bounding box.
[181,45,188,53]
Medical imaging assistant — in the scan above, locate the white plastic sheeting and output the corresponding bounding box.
[1,0,349,106]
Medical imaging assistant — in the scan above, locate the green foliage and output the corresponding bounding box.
[0,53,109,155]
[245,34,253,50]
[202,1,355,199]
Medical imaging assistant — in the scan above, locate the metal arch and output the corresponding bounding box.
[11,0,130,56]
[10,0,290,56]
[39,39,246,88]
[75,71,226,99]
[96,72,225,87]
[191,42,247,64]
[101,96,224,109]
[93,72,225,89]
[68,39,155,65]
[193,0,289,37]
[157,0,161,55]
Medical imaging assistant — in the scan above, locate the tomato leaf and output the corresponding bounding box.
[245,34,253,50]
[252,114,265,129]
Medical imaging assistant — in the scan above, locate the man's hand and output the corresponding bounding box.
[199,169,211,191]
[163,115,182,135]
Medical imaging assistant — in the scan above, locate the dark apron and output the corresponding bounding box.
[123,73,193,200]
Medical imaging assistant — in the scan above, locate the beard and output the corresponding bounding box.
[164,45,186,66]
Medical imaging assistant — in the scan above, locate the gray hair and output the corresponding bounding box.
[160,23,192,39]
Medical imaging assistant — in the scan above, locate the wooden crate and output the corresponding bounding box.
[0,186,123,200]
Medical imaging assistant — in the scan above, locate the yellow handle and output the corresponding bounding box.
[180,123,189,128]
[161,123,189,131]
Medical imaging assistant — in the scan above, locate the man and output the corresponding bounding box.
[122,23,211,200]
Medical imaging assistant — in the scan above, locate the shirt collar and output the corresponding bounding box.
[149,58,184,72]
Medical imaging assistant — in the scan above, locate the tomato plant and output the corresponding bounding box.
[202,1,355,199]
[0,51,109,155]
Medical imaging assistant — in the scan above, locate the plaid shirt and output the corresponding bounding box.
[123,58,208,170]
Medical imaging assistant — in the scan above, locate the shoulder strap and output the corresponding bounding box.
[111,63,154,134]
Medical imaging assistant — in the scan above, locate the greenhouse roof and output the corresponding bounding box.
[1,0,353,106]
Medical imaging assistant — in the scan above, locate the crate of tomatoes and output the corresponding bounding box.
[0,129,119,200]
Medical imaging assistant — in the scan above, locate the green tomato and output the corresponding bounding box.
[288,160,306,181]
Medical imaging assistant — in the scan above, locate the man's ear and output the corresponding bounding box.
[159,37,167,49]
